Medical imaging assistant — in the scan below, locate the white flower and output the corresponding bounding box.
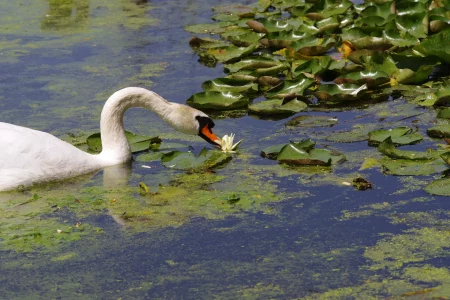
[220,133,243,153]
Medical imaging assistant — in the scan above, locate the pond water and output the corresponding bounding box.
[1,0,450,299]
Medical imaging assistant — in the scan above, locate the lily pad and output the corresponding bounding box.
[248,98,308,115]
[427,125,450,138]
[86,131,161,153]
[368,127,423,146]
[202,78,258,94]
[380,157,447,176]
[378,137,434,160]
[277,143,332,166]
[161,148,231,171]
[314,83,368,102]
[261,139,316,159]
[334,71,390,88]
[286,115,338,127]
[187,92,249,110]
[200,44,259,63]
[425,177,450,196]
[224,57,279,73]
[266,76,316,99]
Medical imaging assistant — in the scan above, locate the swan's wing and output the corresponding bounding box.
[0,122,99,190]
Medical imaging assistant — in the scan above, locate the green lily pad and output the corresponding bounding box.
[368,127,423,146]
[202,78,258,94]
[378,137,434,160]
[286,115,338,127]
[277,144,332,166]
[224,57,279,73]
[161,148,231,171]
[266,76,316,99]
[414,29,450,64]
[290,56,333,78]
[425,177,450,196]
[248,98,308,115]
[334,71,390,88]
[250,18,294,33]
[136,142,189,162]
[440,152,450,165]
[228,32,266,47]
[427,125,450,138]
[264,31,310,49]
[326,126,374,143]
[437,108,450,119]
[290,35,337,56]
[314,83,368,102]
[380,157,447,176]
[187,91,249,110]
[86,131,161,153]
[189,37,230,49]
[261,139,316,159]
[199,44,259,63]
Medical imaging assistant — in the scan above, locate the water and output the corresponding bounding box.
[1,0,450,299]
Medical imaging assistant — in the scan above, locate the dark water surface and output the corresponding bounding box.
[1,0,450,299]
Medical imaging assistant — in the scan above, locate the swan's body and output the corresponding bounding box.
[0,87,220,191]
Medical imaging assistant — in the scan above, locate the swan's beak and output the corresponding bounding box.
[200,125,221,146]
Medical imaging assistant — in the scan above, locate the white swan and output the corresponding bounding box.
[0,87,221,191]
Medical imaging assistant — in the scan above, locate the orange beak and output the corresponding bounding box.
[200,125,221,146]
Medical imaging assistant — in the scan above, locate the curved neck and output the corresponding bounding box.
[99,87,173,164]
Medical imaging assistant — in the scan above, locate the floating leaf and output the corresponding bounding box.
[87,131,161,153]
[161,148,231,171]
[425,177,450,196]
[380,157,447,176]
[334,71,390,88]
[413,29,450,64]
[260,144,287,159]
[378,137,434,160]
[224,57,279,73]
[368,127,423,146]
[261,139,316,159]
[228,32,266,47]
[187,92,249,110]
[277,144,332,166]
[202,78,257,94]
[266,76,316,99]
[314,83,368,102]
[189,37,230,49]
[427,125,450,138]
[290,35,337,56]
[249,98,308,115]
[200,44,259,63]
[286,115,338,127]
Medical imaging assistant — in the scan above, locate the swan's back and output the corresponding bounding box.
[0,122,101,190]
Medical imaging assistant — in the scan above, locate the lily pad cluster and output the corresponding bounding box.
[185,0,450,112]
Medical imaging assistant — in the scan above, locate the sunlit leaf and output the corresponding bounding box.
[187,92,249,110]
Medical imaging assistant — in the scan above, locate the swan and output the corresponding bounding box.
[0,87,221,191]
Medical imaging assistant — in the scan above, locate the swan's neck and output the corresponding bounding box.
[99,87,173,164]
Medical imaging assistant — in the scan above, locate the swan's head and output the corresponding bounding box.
[164,104,221,146]
[195,115,221,146]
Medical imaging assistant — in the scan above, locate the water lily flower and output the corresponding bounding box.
[220,133,243,153]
